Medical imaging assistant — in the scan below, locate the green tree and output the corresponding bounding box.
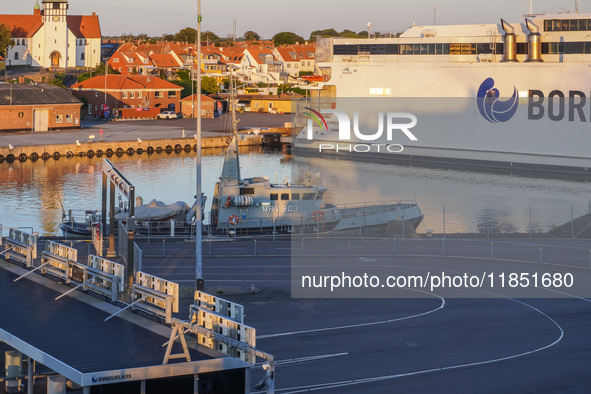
[162,33,175,42]
[175,27,197,43]
[273,32,305,46]
[277,83,306,96]
[339,29,359,38]
[0,23,15,58]
[309,28,338,40]
[243,30,261,41]
[79,96,89,110]
[202,31,220,44]
[201,76,219,94]
[77,63,119,82]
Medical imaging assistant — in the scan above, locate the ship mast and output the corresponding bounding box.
[220,67,241,183]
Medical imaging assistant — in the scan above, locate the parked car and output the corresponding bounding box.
[156,111,178,120]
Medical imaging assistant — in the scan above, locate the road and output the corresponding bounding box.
[0,112,291,147]
[133,236,591,393]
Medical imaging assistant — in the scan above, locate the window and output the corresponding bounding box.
[53,3,59,8]
[66,114,72,123]
[270,193,278,201]
[80,52,85,60]
[303,193,315,200]
[122,92,128,99]
[281,193,289,200]
[55,114,63,123]
[95,92,99,97]
[316,192,324,200]
[168,91,177,98]
[17,112,24,118]
[113,58,119,63]
[129,92,135,99]
[155,91,163,99]
[137,92,142,99]
[88,104,92,115]
[292,193,300,200]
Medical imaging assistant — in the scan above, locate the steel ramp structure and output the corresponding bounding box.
[0,260,250,393]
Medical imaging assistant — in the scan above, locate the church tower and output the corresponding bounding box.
[41,0,69,68]
[41,0,68,23]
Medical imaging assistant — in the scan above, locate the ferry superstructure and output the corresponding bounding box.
[297,13,591,174]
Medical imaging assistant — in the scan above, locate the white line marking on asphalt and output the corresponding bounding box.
[257,353,349,367]
[275,297,564,393]
[258,290,444,339]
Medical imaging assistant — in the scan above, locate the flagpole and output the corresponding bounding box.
[196,0,204,291]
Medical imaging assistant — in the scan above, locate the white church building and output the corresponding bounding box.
[0,1,102,69]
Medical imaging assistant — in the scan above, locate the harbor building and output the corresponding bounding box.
[0,83,82,132]
[0,0,102,69]
[71,75,182,119]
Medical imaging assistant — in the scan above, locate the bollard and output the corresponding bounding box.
[348,238,351,256]
[442,238,445,257]
[209,240,212,256]
[47,375,66,394]
[5,350,23,393]
[163,238,165,256]
[539,246,542,263]
[393,238,396,255]
[490,242,493,259]
[254,238,257,256]
[301,238,304,256]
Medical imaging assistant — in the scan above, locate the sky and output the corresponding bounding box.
[3,0,589,40]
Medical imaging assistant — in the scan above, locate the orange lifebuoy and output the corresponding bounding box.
[229,215,239,225]
[312,210,324,221]
[225,196,232,208]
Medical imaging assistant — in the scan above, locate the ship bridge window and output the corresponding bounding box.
[303,193,315,200]
[240,188,255,195]
[316,192,324,200]
[545,19,591,31]
[385,44,398,54]
[292,193,300,200]
[542,42,564,54]
[270,193,278,201]
[333,45,358,55]
[461,43,476,54]
[281,193,289,200]
[564,42,584,54]
[516,43,528,55]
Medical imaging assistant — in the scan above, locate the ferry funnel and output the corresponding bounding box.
[501,19,518,62]
[525,19,543,62]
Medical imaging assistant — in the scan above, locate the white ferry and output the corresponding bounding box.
[297,12,591,175]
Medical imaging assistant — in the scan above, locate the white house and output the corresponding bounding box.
[0,0,102,68]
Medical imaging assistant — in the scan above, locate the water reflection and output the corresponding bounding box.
[0,148,589,236]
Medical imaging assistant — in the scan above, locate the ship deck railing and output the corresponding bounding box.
[338,200,418,218]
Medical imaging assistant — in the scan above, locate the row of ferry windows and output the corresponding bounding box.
[269,192,321,201]
[544,19,591,31]
[333,43,501,55]
[334,42,591,56]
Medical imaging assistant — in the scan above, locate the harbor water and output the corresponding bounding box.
[0,147,589,236]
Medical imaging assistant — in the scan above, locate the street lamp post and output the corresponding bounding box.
[196,0,204,291]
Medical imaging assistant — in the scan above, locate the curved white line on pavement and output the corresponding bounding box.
[276,297,564,393]
[258,289,444,339]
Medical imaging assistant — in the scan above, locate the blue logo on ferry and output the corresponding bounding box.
[477,78,519,123]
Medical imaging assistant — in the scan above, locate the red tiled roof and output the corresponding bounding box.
[71,75,182,91]
[0,14,101,39]
[181,94,215,102]
[0,15,43,37]
[67,15,101,39]
[150,53,182,68]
